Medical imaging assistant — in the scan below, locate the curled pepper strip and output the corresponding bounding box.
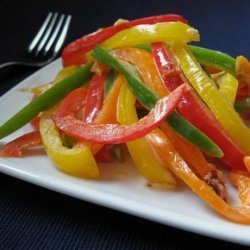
[92,46,222,157]
[53,85,187,144]
[40,109,99,178]
[112,46,227,196]
[62,14,187,66]
[117,79,176,185]
[148,128,250,224]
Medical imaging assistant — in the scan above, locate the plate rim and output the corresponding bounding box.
[0,59,250,246]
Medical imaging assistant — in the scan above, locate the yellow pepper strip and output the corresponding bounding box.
[215,72,238,104]
[148,128,250,224]
[32,66,80,96]
[86,22,199,61]
[117,79,176,186]
[40,109,99,178]
[172,43,250,154]
[102,22,199,49]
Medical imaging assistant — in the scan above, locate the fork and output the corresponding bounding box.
[0,12,71,69]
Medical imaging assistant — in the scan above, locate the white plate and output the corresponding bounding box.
[0,59,250,246]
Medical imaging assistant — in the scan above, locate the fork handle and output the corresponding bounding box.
[0,61,21,69]
[0,58,55,70]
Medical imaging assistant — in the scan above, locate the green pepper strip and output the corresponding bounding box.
[235,97,250,113]
[0,63,93,139]
[92,46,222,157]
[188,45,236,75]
[135,44,236,75]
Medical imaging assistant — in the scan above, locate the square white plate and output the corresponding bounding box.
[0,59,250,246]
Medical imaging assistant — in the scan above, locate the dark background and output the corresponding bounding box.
[0,0,250,249]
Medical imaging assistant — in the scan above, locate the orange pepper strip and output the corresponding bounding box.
[244,156,250,174]
[160,123,213,178]
[160,123,227,200]
[89,74,124,154]
[112,47,214,178]
[111,48,168,97]
[230,170,250,208]
[147,128,250,224]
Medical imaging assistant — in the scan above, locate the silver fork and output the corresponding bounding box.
[0,12,71,69]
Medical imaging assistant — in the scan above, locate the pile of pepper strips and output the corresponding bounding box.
[1,14,250,224]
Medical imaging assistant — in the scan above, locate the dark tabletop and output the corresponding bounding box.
[0,0,250,249]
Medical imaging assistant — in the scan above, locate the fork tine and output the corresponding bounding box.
[43,14,65,55]
[28,12,53,52]
[35,12,58,55]
[53,15,72,55]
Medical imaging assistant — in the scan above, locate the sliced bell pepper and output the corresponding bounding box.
[40,109,99,178]
[230,170,250,208]
[111,47,168,98]
[92,46,223,157]
[235,97,250,113]
[215,72,238,104]
[0,131,42,157]
[244,156,250,174]
[149,128,250,224]
[236,85,250,100]
[172,43,250,155]
[236,55,250,89]
[53,84,186,144]
[100,22,199,52]
[160,123,228,200]
[0,63,93,140]
[62,14,187,66]
[88,74,124,155]
[94,145,114,163]
[188,45,236,75]
[151,42,246,170]
[111,46,228,195]
[83,71,107,123]
[104,69,117,98]
[117,80,176,185]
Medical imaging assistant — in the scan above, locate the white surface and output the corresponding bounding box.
[0,59,250,246]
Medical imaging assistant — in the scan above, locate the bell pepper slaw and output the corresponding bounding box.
[1,13,250,224]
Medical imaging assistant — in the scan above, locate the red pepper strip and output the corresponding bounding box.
[237,85,250,100]
[83,71,107,123]
[62,14,187,67]
[94,145,113,163]
[30,116,41,129]
[148,129,250,224]
[152,42,246,170]
[53,85,186,144]
[0,131,42,157]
